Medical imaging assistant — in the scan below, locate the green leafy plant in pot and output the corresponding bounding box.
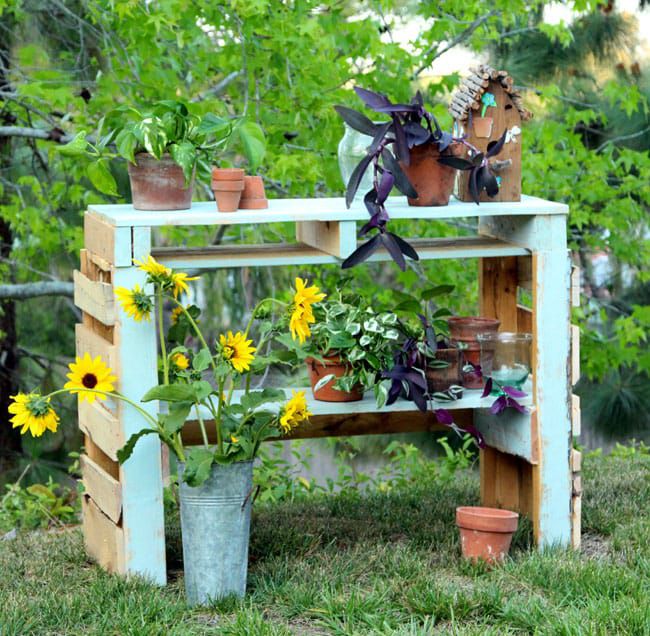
[392,283,462,396]
[278,289,399,406]
[59,100,265,211]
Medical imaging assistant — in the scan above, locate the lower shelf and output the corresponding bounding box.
[152,236,529,270]
[181,386,537,463]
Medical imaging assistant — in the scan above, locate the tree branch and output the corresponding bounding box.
[0,126,74,143]
[412,10,499,79]
[0,281,74,299]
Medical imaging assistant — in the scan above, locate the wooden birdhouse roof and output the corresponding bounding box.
[449,64,533,123]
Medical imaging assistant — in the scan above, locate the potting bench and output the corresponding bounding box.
[73,195,581,584]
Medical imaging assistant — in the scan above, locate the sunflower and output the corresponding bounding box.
[115,284,153,321]
[133,255,172,281]
[170,306,184,325]
[289,278,325,343]
[64,353,116,403]
[218,331,256,373]
[171,352,190,370]
[170,271,198,298]
[279,390,311,433]
[9,393,60,438]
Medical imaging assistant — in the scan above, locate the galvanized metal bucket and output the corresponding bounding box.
[178,460,253,605]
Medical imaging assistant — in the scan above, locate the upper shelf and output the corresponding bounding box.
[88,194,569,228]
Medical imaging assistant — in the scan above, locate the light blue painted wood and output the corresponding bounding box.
[473,407,537,463]
[88,195,569,228]
[152,237,529,271]
[113,251,167,585]
[114,227,135,267]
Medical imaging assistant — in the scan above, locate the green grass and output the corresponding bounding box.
[1,452,649,635]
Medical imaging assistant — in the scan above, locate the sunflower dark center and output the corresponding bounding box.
[82,373,98,389]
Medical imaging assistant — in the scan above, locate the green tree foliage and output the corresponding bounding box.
[0,0,648,470]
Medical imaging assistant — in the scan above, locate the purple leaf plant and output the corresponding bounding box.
[335,87,508,270]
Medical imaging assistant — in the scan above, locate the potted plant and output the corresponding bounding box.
[447,316,500,390]
[59,100,266,211]
[334,87,510,269]
[10,257,312,605]
[277,288,399,405]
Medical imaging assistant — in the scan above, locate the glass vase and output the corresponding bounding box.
[337,123,374,200]
[476,332,533,389]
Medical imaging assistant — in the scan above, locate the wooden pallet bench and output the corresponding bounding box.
[74,194,581,584]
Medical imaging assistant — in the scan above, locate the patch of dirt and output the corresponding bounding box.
[580,533,611,559]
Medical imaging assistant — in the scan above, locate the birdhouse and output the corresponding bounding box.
[449,65,532,202]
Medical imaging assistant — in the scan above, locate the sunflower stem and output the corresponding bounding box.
[169,298,218,374]
[215,379,224,455]
[157,286,169,385]
[194,404,209,449]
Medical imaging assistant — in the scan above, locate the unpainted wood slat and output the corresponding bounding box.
[82,495,125,574]
[74,269,116,326]
[81,454,122,524]
[79,400,123,462]
[75,323,118,377]
[295,220,356,258]
[479,256,519,330]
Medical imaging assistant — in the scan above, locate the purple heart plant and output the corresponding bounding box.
[481,377,529,415]
[334,87,509,270]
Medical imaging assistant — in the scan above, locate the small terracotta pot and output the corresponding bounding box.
[456,506,518,564]
[472,117,493,139]
[399,142,462,207]
[128,153,194,211]
[448,317,500,390]
[212,180,245,192]
[425,347,461,393]
[242,175,266,199]
[211,167,245,181]
[239,176,268,209]
[306,356,363,402]
[212,180,244,213]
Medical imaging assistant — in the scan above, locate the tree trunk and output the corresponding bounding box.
[0,15,22,468]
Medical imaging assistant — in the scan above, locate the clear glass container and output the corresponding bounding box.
[337,122,375,199]
[476,332,533,389]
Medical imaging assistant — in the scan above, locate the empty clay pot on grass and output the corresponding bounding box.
[306,356,363,402]
[399,142,462,206]
[456,506,518,564]
[448,316,500,389]
[128,153,194,211]
[239,175,268,209]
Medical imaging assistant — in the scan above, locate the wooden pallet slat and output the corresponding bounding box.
[296,220,356,258]
[81,454,122,524]
[78,399,123,461]
[75,323,118,375]
[74,269,116,326]
[82,495,125,574]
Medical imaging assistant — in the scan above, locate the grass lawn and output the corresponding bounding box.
[1,450,649,635]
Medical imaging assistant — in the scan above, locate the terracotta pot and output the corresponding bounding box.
[212,180,244,213]
[212,180,245,192]
[399,142,462,207]
[242,175,266,199]
[447,317,500,390]
[472,116,493,139]
[128,153,194,211]
[211,167,245,181]
[425,347,461,393]
[239,176,268,209]
[456,506,518,564]
[306,356,363,402]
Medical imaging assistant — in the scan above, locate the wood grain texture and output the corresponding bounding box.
[479,256,519,330]
[82,495,125,574]
[75,323,118,380]
[457,81,523,202]
[74,269,115,326]
[517,304,533,333]
[571,325,581,386]
[79,400,123,462]
[81,454,122,524]
[295,220,356,258]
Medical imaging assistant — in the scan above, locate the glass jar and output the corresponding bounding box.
[476,332,533,389]
[337,123,374,199]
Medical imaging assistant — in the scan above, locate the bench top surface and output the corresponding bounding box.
[88,194,569,228]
